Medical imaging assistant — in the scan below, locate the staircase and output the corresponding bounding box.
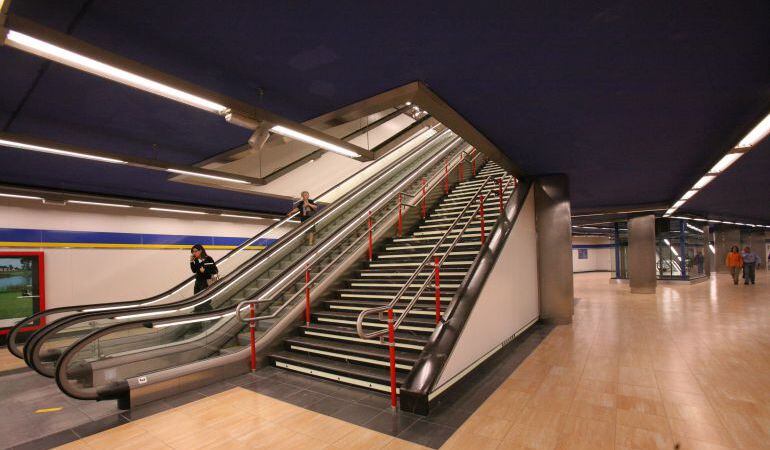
[268,161,515,395]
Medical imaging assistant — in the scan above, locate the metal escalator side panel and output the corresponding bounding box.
[53,130,458,401]
[398,179,533,415]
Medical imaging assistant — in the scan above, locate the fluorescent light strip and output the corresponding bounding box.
[693,175,715,190]
[710,153,742,173]
[221,213,263,220]
[686,223,704,233]
[270,125,359,158]
[149,207,207,215]
[680,190,697,201]
[709,244,715,254]
[736,113,770,148]
[5,31,228,115]
[0,138,125,164]
[68,200,130,208]
[0,192,43,201]
[167,168,249,185]
[672,200,685,208]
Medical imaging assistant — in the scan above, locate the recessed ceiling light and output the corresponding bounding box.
[149,207,207,215]
[736,113,770,148]
[710,153,742,173]
[268,125,359,158]
[692,175,716,189]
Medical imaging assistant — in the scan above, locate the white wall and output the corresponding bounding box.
[572,236,613,273]
[434,189,539,391]
[0,200,292,310]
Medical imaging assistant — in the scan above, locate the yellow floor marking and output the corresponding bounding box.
[34,407,63,413]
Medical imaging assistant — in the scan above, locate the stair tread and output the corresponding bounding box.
[299,323,429,345]
[285,336,418,364]
[271,351,408,385]
[314,310,437,326]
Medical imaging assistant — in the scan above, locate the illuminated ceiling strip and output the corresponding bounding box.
[270,125,360,158]
[0,137,125,164]
[666,110,770,216]
[166,168,249,185]
[149,207,207,215]
[4,30,228,115]
[67,200,131,208]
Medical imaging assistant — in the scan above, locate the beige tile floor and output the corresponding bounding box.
[55,271,769,449]
[442,271,770,450]
[0,347,26,373]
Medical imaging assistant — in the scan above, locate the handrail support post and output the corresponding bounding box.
[249,305,256,371]
[304,265,311,326]
[388,308,397,409]
[434,256,441,324]
[480,195,486,244]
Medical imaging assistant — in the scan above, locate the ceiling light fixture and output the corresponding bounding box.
[0,137,126,164]
[166,168,249,184]
[692,175,715,190]
[680,190,697,201]
[0,192,44,201]
[4,31,228,115]
[736,113,770,148]
[68,200,131,208]
[269,125,360,158]
[149,207,207,215]
[709,152,742,174]
[708,244,715,254]
[220,213,263,220]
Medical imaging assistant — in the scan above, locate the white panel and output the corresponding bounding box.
[435,189,539,388]
[571,236,613,272]
[0,202,284,309]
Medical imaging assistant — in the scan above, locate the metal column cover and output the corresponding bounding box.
[627,215,657,294]
[533,174,574,324]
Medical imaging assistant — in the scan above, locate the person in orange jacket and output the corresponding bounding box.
[725,245,743,285]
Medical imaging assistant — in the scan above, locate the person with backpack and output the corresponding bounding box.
[725,246,743,285]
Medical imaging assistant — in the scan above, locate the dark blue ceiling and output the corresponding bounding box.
[1,0,769,219]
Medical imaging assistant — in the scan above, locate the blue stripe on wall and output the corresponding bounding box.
[0,227,278,247]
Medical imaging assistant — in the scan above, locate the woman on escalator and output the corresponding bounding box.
[190,244,218,303]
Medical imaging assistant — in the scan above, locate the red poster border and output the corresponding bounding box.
[0,251,45,335]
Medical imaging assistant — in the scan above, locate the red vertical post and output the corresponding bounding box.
[421,178,427,218]
[479,195,486,244]
[367,211,373,261]
[434,256,441,324]
[249,304,256,371]
[388,308,397,409]
[444,160,449,194]
[397,193,403,237]
[498,177,504,212]
[304,265,311,325]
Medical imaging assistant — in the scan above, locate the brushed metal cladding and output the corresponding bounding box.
[534,174,574,324]
[628,214,657,293]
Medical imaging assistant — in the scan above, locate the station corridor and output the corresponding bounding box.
[2,271,762,450]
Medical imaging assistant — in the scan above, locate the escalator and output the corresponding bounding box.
[52,129,470,405]
[16,125,456,378]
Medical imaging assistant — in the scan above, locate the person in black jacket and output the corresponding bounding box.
[190,244,218,295]
[288,191,318,245]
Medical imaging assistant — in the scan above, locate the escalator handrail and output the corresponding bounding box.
[54,131,460,399]
[234,146,477,323]
[355,170,515,340]
[8,122,445,358]
[24,126,452,372]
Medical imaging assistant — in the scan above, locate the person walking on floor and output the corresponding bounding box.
[725,246,743,285]
[740,246,759,285]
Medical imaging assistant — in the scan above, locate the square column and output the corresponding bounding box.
[534,174,574,324]
[628,215,657,294]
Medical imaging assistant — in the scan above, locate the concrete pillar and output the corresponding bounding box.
[627,215,657,294]
[747,230,767,270]
[534,174,573,324]
[703,225,712,276]
[714,228,741,273]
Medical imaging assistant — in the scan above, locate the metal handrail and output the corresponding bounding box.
[235,147,477,323]
[355,172,514,341]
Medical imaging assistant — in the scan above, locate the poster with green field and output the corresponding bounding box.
[0,253,44,331]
